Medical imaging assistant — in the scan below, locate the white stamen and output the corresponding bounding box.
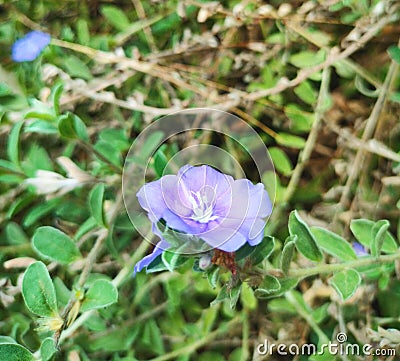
[189,188,218,223]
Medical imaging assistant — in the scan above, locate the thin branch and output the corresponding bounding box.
[150,316,241,361]
[287,251,400,279]
[339,39,400,208]
[246,14,397,101]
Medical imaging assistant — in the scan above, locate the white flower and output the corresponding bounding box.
[24,156,92,196]
[25,170,81,196]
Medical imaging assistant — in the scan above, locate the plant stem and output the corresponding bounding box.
[240,311,250,361]
[339,39,400,209]
[267,65,331,234]
[58,192,123,341]
[150,316,241,361]
[287,251,400,279]
[59,238,150,343]
[283,66,331,204]
[285,290,329,344]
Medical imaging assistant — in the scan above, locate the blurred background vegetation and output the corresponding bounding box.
[0,0,400,360]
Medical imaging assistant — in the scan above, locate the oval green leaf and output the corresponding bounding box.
[32,226,81,264]
[81,279,118,312]
[268,147,293,176]
[276,133,306,149]
[40,338,57,361]
[329,269,361,301]
[0,343,34,361]
[288,210,323,262]
[22,261,58,317]
[280,235,297,274]
[89,183,107,227]
[311,227,357,261]
[350,219,398,254]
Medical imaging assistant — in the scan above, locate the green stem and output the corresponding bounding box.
[268,65,331,234]
[285,290,329,344]
[80,140,123,174]
[287,251,400,279]
[150,316,241,361]
[240,311,250,361]
[59,239,150,343]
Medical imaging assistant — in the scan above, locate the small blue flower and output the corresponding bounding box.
[12,31,51,62]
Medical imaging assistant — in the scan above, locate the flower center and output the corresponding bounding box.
[189,186,218,223]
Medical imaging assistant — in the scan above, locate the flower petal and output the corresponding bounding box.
[133,239,170,275]
[201,226,247,252]
[136,177,174,222]
[12,31,51,62]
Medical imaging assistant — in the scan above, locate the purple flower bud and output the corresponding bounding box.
[12,31,51,62]
[352,242,369,257]
[199,254,212,270]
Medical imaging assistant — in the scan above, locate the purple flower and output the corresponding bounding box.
[352,242,369,257]
[134,164,272,274]
[12,31,51,62]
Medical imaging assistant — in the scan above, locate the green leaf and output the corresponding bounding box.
[127,131,164,167]
[276,133,305,149]
[210,285,229,307]
[7,120,24,167]
[371,220,390,257]
[40,338,57,361]
[22,261,58,317]
[58,112,88,140]
[115,14,164,44]
[32,226,81,264]
[250,236,275,265]
[101,5,131,31]
[64,56,92,80]
[98,128,129,152]
[0,159,20,173]
[23,198,62,228]
[88,325,140,352]
[5,222,28,245]
[288,211,323,262]
[145,254,170,273]
[153,148,169,178]
[260,278,299,299]
[206,266,220,289]
[229,283,242,309]
[350,219,398,254]
[0,337,17,344]
[284,103,315,133]
[254,275,281,298]
[50,83,64,116]
[89,183,107,227]
[388,45,400,65]
[240,282,257,310]
[94,141,122,167]
[161,250,186,272]
[24,99,56,122]
[81,279,118,312]
[76,19,90,45]
[289,49,326,68]
[311,227,357,261]
[329,269,361,301]
[268,147,293,176]
[24,120,58,134]
[0,343,34,361]
[294,81,317,105]
[235,236,275,264]
[280,235,297,274]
